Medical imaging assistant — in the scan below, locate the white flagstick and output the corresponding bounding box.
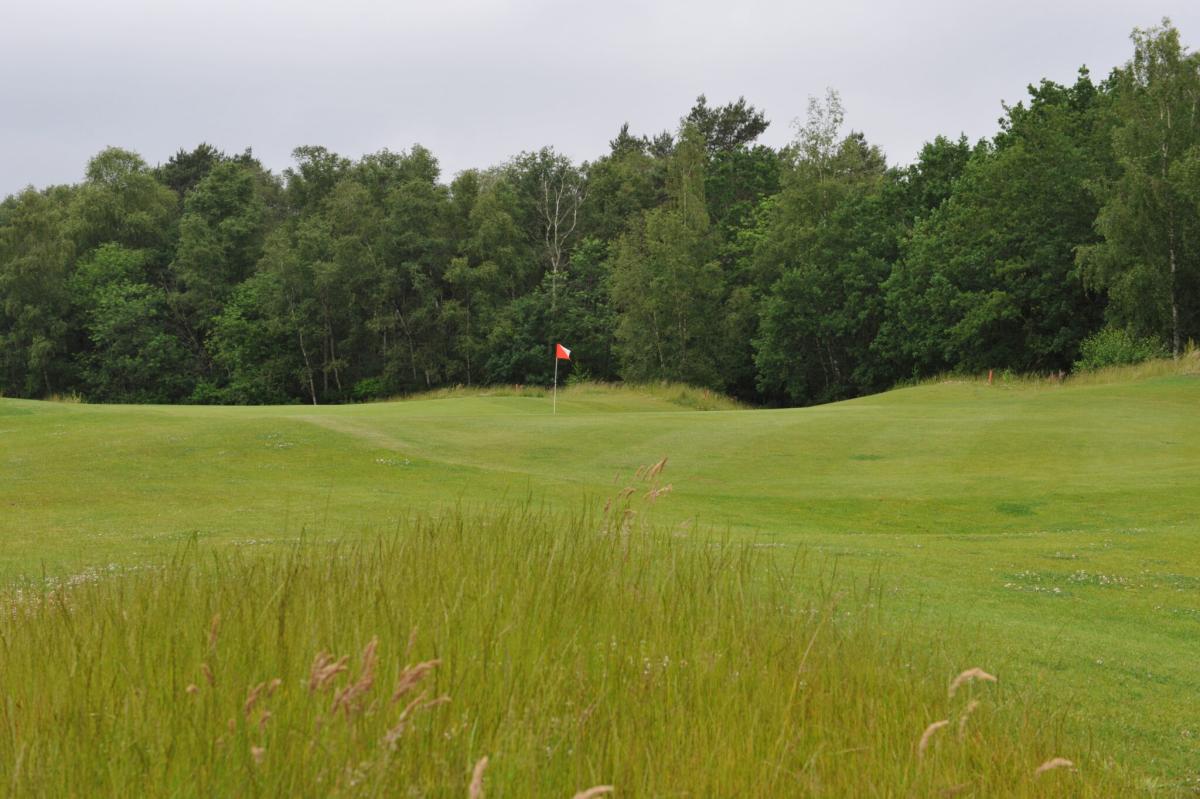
[553,349,558,415]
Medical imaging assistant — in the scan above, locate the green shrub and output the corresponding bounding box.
[1073,327,1166,372]
[352,376,387,401]
[565,366,592,386]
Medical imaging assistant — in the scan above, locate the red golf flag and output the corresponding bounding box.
[555,343,571,360]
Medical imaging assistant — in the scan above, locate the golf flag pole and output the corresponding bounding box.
[554,343,571,414]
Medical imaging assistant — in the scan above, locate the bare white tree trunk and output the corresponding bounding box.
[539,168,586,312]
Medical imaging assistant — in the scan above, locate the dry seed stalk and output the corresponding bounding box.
[207,613,221,650]
[957,699,981,739]
[309,652,349,693]
[405,625,420,659]
[1034,757,1075,776]
[385,692,427,746]
[384,692,451,748]
[391,659,441,704]
[573,787,614,799]
[468,756,489,799]
[644,483,672,503]
[331,637,379,717]
[948,667,997,697]
[918,720,949,759]
[244,682,265,717]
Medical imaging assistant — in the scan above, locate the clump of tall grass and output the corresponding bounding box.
[0,479,1129,795]
[1067,344,1199,386]
[387,383,550,402]
[378,381,746,411]
[565,380,748,410]
[43,390,84,403]
[908,346,1199,394]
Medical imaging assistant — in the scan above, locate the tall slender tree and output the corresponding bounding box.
[610,125,725,387]
[1078,20,1200,356]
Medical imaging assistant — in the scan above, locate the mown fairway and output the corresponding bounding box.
[3,367,1199,788]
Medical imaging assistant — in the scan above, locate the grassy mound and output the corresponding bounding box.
[0,501,1123,796]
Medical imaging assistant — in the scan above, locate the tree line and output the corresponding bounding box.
[2,21,1198,406]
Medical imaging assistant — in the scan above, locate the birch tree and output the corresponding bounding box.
[1079,20,1200,356]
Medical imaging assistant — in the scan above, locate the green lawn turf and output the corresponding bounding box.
[3,371,1198,788]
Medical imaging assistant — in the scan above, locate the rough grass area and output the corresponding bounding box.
[914,349,1200,391]
[0,504,1125,797]
[1067,347,1200,385]
[4,371,1199,791]
[387,381,748,411]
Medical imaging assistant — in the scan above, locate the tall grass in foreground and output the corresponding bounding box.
[0,504,1129,796]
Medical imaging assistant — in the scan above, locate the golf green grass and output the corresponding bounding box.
[3,366,1198,787]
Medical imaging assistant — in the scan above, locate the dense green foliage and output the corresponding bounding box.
[3,22,1198,406]
[1073,325,1168,371]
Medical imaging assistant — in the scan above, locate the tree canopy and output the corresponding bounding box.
[3,20,1198,406]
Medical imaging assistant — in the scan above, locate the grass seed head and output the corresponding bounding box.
[331,637,380,717]
[384,691,427,747]
[573,787,614,799]
[948,667,997,697]
[386,691,451,746]
[468,755,489,799]
[244,682,265,717]
[391,659,441,704]
[207,613,220,650]
[404,625,419,659]
[1034,757,1075,776]
[957,698,981,739]
[918,719,950,759]
[309,652,349,693]
[644,483,672,503]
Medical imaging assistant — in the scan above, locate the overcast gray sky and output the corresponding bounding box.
[2,0,1198,195]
